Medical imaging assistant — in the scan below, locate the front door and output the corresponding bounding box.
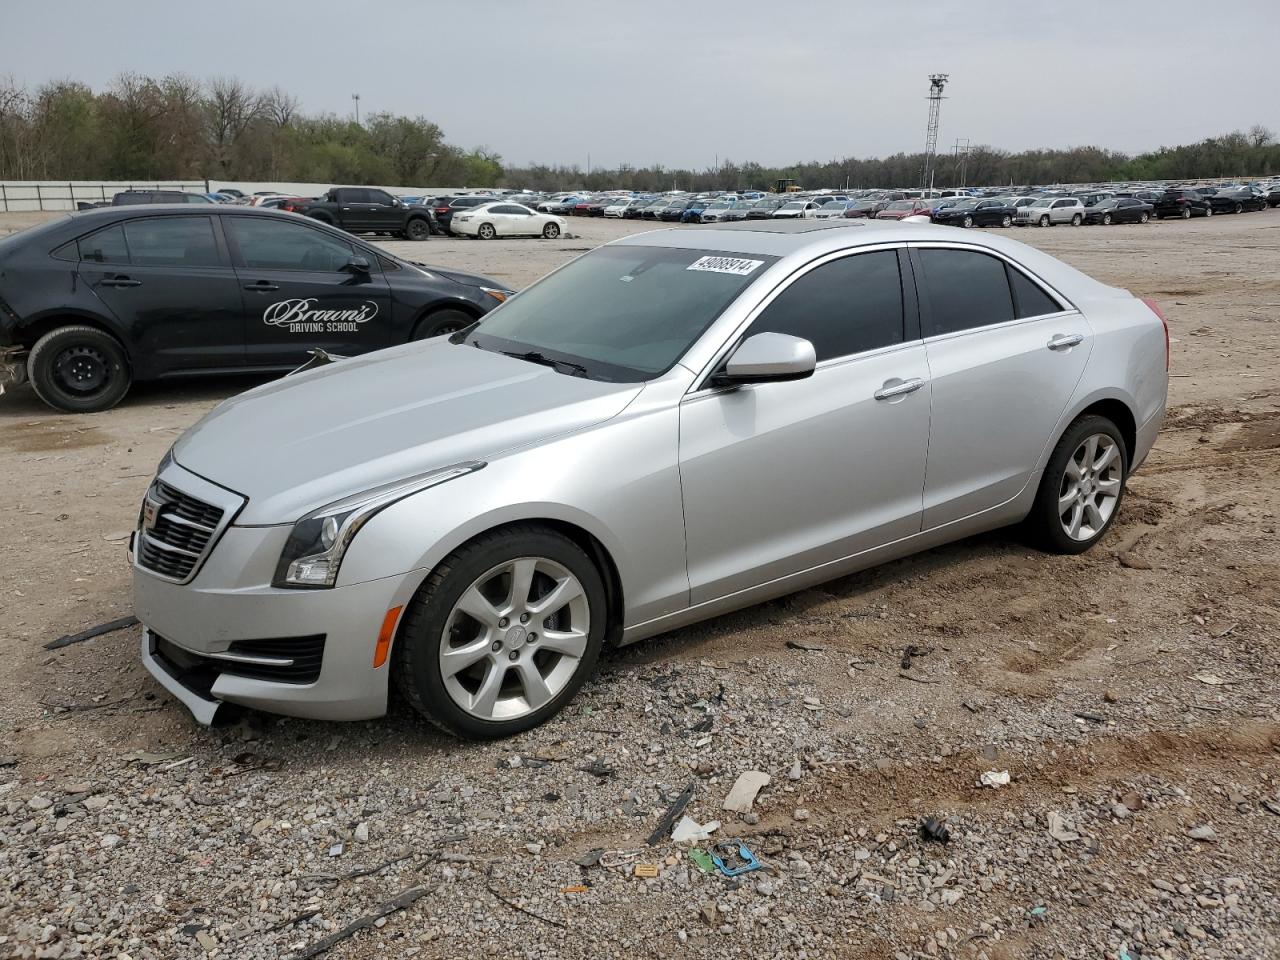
[223,215,393,367]
[679,248,931,604]
[912,245,1092,529]
[76,215,246,376]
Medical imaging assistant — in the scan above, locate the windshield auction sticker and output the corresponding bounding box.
[686,256,764,276]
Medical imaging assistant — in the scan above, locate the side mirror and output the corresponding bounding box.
[343,255,371,274]
[712,333,816,387]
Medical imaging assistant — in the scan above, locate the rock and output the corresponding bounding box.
[27,794,52,810]
[1118,552,1153,570]
[1111,803,1131,820]
[84,795,110,811]
[525,841,543,855]
[1047,811,1080,843]
[980,744,998,761]
[100,833,122,849]
[353,821,370,843]
[701,902,718,926]
[743,812,760,826]
[196,930,217,952]
[980,770,1010,789]
[788,759,802,781]
[1188,825,1217,842]
[722,771,771,813]
[941,888,964,906]
[1121,791,1145,812]
[793,808,810,822]
[1104,689,1120,703]
[790,857,812,877]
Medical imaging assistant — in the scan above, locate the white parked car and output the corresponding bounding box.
[1014,197,1086,227]
[604,199,638,218]
[772,200,825,219]
[452,202,567,239]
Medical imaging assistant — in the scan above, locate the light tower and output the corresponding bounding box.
[920,74,949,192]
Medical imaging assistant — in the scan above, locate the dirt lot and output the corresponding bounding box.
[2,212,1278,960]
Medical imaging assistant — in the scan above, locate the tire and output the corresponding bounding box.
[1233,203,1243,215]
[962,215,974,229]
[542,222,561,239]
[411,308,474,341]
[1139,212,1149,223]
[1102,213,1113,225]
[1070,213,1082,226]
[27,325,131,413]
[1180,207,1191,219]
[405,217,431,241]
[1024,414,1127,555]
[1039,215,1050,227]
[1203,206,1212,217]
[477,223,496,240]
[1000,215,1012,227]
[392,524,607,739]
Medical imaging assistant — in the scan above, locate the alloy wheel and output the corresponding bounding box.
[438,557,590,721]
[1058,434,1122,541]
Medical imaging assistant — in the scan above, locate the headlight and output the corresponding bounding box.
[272,461,485,589]
[481,286,514,303]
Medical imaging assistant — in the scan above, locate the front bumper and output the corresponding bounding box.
[0,348,27,392]
[133,493,422,722]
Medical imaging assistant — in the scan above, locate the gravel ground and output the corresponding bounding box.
[1,212,1278,960]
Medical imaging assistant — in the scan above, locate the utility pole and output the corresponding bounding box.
[951,137,971,189]
[920,74,949,193]
[351,93,361,125]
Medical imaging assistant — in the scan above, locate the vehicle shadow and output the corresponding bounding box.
[0,373,279,419]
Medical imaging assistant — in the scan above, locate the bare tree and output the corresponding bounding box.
[1248,124,1275,148]
[264,86,300,128]
[206,76,264,175]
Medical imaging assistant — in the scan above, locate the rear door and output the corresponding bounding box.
[224,215,393,367]
[332,188,377,231]
[75,215,246,375]
[913,244,1092,528]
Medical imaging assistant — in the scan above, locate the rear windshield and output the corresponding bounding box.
[467,245,777,382]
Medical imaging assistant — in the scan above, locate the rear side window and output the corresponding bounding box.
[78,224,130,264]
[919,249,1014,335]
[749,251,905,361]
[1007,266,1063,319]
[123,217,221,267]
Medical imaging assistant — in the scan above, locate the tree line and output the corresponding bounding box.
[0,74,502,186]
[0,74,1275,191]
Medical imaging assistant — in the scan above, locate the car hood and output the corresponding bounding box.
[173,340,643,524]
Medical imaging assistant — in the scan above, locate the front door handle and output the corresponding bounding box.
[100,276,141,287]
[1047,333,1084,351]
[874,377,927,401]
[243,281,280,292]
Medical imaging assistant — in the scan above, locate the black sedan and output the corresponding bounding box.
[1082,198,1154,225]
[1206,187,1268,214]
[931,198,1017,228]
[0,206,510,412]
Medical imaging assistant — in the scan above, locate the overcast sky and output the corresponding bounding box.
[6,0,1276,169]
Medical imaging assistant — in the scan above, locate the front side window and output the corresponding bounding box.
[368,190,395,205]
[467,245,777,381]
[226,217,354,271]
[124,217,221,267]
[919,249,1014,336]
[748,251,904,361]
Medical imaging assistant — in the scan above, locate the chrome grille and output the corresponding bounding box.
[136,481,226,583]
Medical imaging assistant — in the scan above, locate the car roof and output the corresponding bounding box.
[610,220,1123,301]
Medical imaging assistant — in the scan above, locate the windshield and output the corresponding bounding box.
[1030,198,1053,207]
[466,246,777,381]
[887,200,914,210]
[781,201,805,209]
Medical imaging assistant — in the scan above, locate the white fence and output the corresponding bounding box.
[0,180,470,212]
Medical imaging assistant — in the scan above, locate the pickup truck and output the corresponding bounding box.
[286,187,434,240]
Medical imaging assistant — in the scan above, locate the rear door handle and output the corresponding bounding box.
[1047,333,1084,351]
[100,277,141,287]
[243,281,279,292]
[874,377,927,401]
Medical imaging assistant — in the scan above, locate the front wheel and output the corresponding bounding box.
[405,218,431,241]
[28,325,131,413]
[1233,203,1243,215]
[962,215,974,229]
[1039,215,1051,227]
[1025,414,1127,554]
[1102,213,1112,225]
[1139,212,1150,223]
[1000,215,1012,227]
[477,223,497,240]
[393,525,607,739]
[411,308,473,340]
[542,222,561,239]
[1203,206,1212,217]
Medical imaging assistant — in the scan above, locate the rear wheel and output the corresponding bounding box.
[27,325,131,413]
[1180,207,1192,219]
[1025,414,1127,554]
[477,222,496,240]
[1000,215,1012,227]
[1070,213,1082,226]
[1139,211,1150,223]
[1233,203,1242,214]
[542,222,561,239]
[962,215,974,229]
[411,308,473,340]
[405,217,431,241]
[1102,213,1113,225]
[393,525,607,739]
[1203,206,1212,217]
[1039,215,1050,227]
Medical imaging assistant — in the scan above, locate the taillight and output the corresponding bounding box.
[1142,298,1169,371]
[435,207,450,214]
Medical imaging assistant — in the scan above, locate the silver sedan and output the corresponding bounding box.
[134,221,1168,738]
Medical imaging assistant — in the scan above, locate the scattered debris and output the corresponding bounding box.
[785,640,826,652]
[900,644,932,670]
[980,770,1010,789]
[1073,711,1108,723]
[688,848,716,874]
[578,760,616,779]
[633,863,659,878]
[1192,673,1226,685]
[559,884,589,894]
[288,885,431,958]
[671,814,719,844]
[722,771,771,814]
[575,848,605,868]
[709,840,761,877]
[44,615,139,650]
[646,782,696,845]
[920,816,950,843]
